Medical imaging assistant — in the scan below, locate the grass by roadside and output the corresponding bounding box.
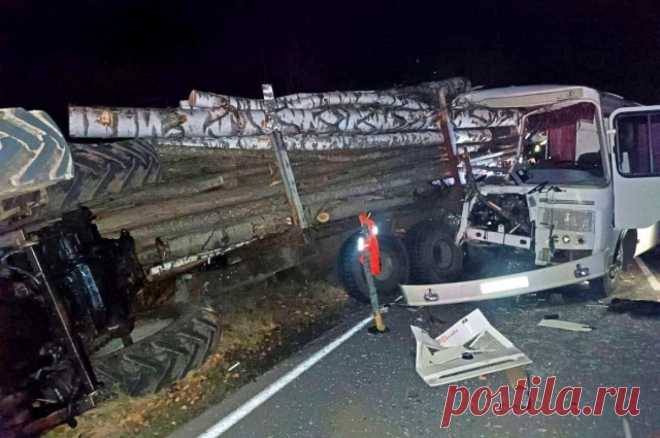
[48,276,351,438]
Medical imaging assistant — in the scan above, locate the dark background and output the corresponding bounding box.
[1,0,659,131]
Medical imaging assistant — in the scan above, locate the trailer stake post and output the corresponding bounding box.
[358,212,388,333]
[262,84,308,230]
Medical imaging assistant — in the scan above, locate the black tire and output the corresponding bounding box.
[590,274,618,297]
[590,240,624,297]
[92,303,220,396]
[45,140,161,214]
[338,233,409,303]
[408,223,463,284]
[0,391,32,438]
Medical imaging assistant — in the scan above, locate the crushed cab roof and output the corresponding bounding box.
[455,85,602,109]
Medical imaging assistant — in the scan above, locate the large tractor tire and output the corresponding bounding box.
[44,139,161,216]
[0,391,39,438]
[407,222,463,284]
[338,232,409,303]
[92,303,220,396]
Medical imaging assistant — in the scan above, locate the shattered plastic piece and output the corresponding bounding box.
[411,309,531,386]
[537,319,593,332]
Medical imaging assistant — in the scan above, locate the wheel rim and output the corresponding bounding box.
[432,240,453,270]
[93,316,174,357]
[608,246,623,280]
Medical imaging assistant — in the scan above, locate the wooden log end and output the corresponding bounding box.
[316,211,331,223]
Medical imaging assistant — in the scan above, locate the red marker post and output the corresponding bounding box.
[358,212,387,333]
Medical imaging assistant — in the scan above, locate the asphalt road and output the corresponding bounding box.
[171,254,660,438]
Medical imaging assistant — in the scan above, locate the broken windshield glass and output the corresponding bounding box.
[518,102,605,184]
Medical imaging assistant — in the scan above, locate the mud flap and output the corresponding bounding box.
[401,252,607,306]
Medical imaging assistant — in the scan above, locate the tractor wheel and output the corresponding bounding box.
[0,391,35,438]
[408,222,463,284]
[92,303,220,396]
[44,140,161,216]
[338,233,409,303]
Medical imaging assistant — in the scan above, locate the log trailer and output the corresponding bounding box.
[0,79,468,434]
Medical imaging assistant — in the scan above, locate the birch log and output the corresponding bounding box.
[452,108,520,128]
[138,213,292,265]
[94,184,285,233]
[69,105,444,139]
[152,131,445,151]
[124,197,287,244]
[84,172,227,210]
[95,157,441,238]
[188,89,432,110]
[187,77,470,110]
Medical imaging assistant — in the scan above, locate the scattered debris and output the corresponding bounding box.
[411,309,531,386]
[538,319,593,332]
[608,298,660,317]
[585,303,608,309]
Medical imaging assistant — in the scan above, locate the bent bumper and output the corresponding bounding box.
[401,252,607,306]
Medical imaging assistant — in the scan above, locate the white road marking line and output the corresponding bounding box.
[198,315,374,438]
[634,257,660,292]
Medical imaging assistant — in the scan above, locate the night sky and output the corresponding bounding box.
[1,0,659,133]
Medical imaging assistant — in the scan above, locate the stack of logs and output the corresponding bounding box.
[66,78,521,274]
[80,142,449,270]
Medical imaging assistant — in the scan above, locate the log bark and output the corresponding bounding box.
[297,156,442,193]
[135,180,435,265]
[69,78,476,272]
[135,188,431,264]
[308,195,414,225]
[94,183,284,233]
[452,108,520,128]
[85,172,227,210]
[69,105,443,139]
[97,156,441,242]
[300,165,439,206]
[150,131,444,151]
[156,142,441,161]
[137,213,292,264]
[123,196,287,244]
[186,77,470,110]
[188,89,432,111]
